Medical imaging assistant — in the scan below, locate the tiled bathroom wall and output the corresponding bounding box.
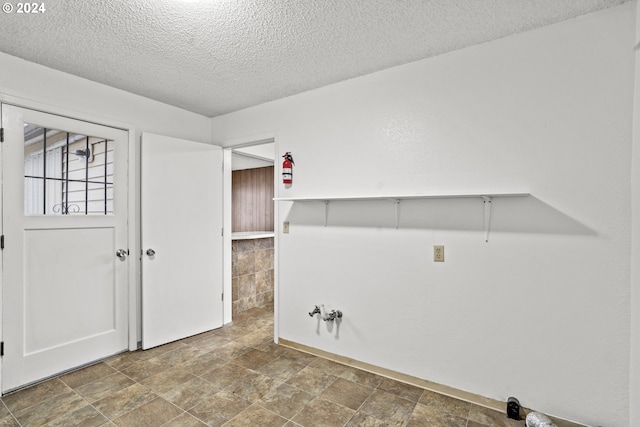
[232,237,274,315]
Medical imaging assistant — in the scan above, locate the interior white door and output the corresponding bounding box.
[141,133,223,349]
[1,104,129,393]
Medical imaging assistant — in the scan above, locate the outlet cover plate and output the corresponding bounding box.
[434,245,444,262]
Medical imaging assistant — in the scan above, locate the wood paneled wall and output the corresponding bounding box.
[232,166,274,232]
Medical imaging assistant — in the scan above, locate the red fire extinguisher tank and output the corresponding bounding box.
[282,152,294,185]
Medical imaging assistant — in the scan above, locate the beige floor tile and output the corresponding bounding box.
[189,334,232,352]
[13,391,87,427]
[235,328,273,346]
[405,402,467,427]
[258,383,315,419]
[188,390,251,427]
[59,363,117,389]
[215,324,253,340]
[92,383,157,420]
[418,389,472,418]
[224,404,288,427]
[161,377,221,411]
[308,358,351,378]
[377,377,424,402]
[320,378,373,411]
[74,372,135,403]
[0,415,20,427]
[339,366,383,389]
[227,372,280,402]
[232,348,276,370]
[159,412,208,427]
[112,397,182,427]
[136,341,184,361]
[179,352,226,376]
[467,405,523,427]
[41,404,108,427]
[285,366,337,395]
[344,412,396,427]
[154,343,207,366]
[120,357,173,382]
[2,379,70,413]
[179,329,218,345]
[211,340,252,360]
[103,351,144,371]
[256,356,306,382]
[254,343,316,365]
[358,390,416,426]
[199,362,253,390]
[139,366,196,395]
[292,397,355,427]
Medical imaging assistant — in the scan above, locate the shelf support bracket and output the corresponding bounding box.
[482,196,492,242]
[324,200,329,227]
[394,199,401,229]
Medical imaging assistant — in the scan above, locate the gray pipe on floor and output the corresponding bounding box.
[526,412,557,427]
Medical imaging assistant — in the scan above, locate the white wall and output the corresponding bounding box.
[212,3,636,426]
[0,52,213,344]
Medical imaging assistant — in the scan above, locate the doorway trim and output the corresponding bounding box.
[222,133,279,343]
[0,94,139,366]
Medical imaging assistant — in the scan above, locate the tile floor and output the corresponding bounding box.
[0,304,524,427]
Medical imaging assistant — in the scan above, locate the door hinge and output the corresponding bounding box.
[0,127,4,143]
[1,235,4,250]
[221,293,224,301]
[221,228,224,237]
[1,342,4,357]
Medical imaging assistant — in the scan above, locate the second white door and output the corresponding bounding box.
[141,133,224,349]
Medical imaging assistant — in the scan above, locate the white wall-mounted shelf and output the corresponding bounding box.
[274,192,530,242]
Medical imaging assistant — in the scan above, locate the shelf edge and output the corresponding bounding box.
[273,192,530,202]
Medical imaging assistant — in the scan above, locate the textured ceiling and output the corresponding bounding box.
[0,0,629,117]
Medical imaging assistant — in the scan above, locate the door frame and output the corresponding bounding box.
[0,95,138,391]
[222,133,279,342]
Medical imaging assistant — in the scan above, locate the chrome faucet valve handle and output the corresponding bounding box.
[309,305,321,317]
[323,309,343,321]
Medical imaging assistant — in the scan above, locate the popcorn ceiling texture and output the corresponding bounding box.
[0,0,629,117]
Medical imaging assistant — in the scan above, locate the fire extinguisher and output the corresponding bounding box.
[282,152,294,185]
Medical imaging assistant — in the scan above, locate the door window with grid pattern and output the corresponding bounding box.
[23,124,114,215]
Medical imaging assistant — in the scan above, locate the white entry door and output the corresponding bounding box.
[1,105,129,393]
[141,133,223,349]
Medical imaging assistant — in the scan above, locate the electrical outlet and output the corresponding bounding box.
[434,245,444,262]
[283,221,290,234]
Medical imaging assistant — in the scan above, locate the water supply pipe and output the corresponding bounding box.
[526,412,557,427]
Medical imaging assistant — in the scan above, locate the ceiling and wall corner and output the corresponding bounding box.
[0,0,631,118]
[0,1,638,426]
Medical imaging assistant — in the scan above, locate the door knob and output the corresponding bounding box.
[146,249,156,257]
[116,249,127,260]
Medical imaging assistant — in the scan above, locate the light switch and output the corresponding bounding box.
[434,245,444,262]
[283,221,290,234]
